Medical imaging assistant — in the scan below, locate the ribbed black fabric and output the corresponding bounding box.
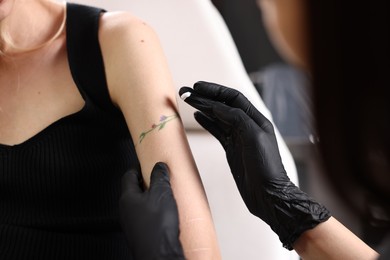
[0,3,137,259]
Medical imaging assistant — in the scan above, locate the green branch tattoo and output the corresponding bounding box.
[138,114,178,144]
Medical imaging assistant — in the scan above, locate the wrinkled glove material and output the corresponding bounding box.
[180,81,330,250]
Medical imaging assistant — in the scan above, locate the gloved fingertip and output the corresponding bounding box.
[180,92,192,101]
[154,162,169,173]
[121,169,143,193]
[194,111,210,125]
[194,111,226,144]
[193,81,204,87]
[193,81,213,91]
[193,110,202,118]
[121,169,139,183]
[178,86,193,97]
[150,162,171,186]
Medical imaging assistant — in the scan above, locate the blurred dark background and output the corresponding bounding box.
[210,0,386,251]
[211,0,284,73]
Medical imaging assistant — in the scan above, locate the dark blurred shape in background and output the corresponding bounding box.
[210,0,388,251]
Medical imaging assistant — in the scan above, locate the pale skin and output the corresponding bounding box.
[258,0,379,259]
[0,0,221,259]
[100,12,221,259]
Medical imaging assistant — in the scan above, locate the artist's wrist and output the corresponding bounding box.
[262,180,331,250]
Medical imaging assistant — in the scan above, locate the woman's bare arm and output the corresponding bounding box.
[98,12,221,259]
[293,217,379,260]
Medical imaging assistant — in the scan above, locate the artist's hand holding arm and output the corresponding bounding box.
[119,162,184,260]
[180,81,379,260]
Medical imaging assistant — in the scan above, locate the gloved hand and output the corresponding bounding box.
[179,81,331,250]
[119,162,185,260]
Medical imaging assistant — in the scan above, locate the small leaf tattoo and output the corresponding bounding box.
[138,114,178,144]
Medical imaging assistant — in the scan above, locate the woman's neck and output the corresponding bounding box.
[1,0,65,54]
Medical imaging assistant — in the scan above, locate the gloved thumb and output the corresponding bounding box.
[149,162,172,191]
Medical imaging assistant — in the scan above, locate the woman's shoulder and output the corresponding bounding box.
[97,10,162,68]
[98,10,159,48]
[96,9,167,104]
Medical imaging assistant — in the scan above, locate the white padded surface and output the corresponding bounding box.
[188,132,299,260]
[69,1,299,259]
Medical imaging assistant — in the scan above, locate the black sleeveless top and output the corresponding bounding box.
[0,3,137,259]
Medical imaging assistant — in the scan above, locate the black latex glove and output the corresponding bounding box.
[179,81,331,250]
[119,162,185,260]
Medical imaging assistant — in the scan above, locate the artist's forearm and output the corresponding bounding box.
[293,217,379,260]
